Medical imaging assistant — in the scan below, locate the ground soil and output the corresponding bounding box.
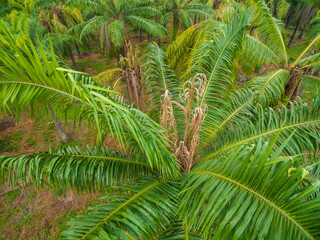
[0,115,109,239]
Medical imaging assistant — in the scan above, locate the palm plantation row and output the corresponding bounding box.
[1,0,320,239]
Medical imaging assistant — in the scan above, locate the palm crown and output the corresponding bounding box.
[67,0,167,53]
[0,0,320,239]
[159,0,211,41]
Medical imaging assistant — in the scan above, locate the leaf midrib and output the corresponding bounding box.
[80,181,161,239]
[48,153,149,166]
[191,170,314,240]
[200,23,246,106]
[257,69,286,104]
[202,119,320,162]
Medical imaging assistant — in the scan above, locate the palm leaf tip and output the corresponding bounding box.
[61,178,179,239]
[181,138,320,239]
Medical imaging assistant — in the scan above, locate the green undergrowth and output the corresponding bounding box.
[0,130,24,153]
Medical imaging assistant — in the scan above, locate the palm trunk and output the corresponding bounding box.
[298,7,314,39]
[288,10,303,46]
[284,7,293,26]
[158,37,161,47]
[249,26,255,35]
[171,12,179,41]
[273,0,279,18]
[105,23,111,55]
[194,15,197,25]
[140,30,143,42]
[148,33,150,43]
[298,23,307,39]
[75,43,82,59]
[213,0,221,9]
[285,68,302,100]
[48,104,69,143]
[67,45,76,68]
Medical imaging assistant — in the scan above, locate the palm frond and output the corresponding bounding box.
[294,33,320,67]
[78,15,110,39]
[297,52,320,70]
[143,43,180,113]
[61,178,178,239]
[125,15,167,38]
[247,69,289,107]
[182,137,320,239]
[160,221,203,240]
[202,89,256,147]
[255,0,288,64]
[238,34,281,74]
[166,24,198,70]
[0,24,180,179]
[178,9,192,29]
[127,6,162,18]
[94,68,123,86]
[0,146,151,191]
[189,6,250,140]
[202,97,320,163]
[275,0,290,19]
[108,19,125,48]
[166,19,223,70]
[300,75,320,101]
[65,0,106,13]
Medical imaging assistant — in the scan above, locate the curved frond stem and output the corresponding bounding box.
[294,34,320,67]
[202,119,320,162]
[81,180,162,239]
[191,170,312,238]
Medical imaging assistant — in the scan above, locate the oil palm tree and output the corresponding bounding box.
[1,7,320,240]
[0,0,49,46]
[168,0,320,107]
[38,2,85,67]
[243,0,320,107]
[159,0,211,41]
[67,0,166,54]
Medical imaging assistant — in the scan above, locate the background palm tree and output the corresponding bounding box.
[243,0,320,106]
[167,0,320,107]
[38,2,85,67]
[159,0,210,41]
[1,4,320,238]
[67,0,166,55]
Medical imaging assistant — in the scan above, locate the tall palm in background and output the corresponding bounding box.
[244,0,320,106]
[38,2,85,67]
[0,0,48,45]
[67,0,166,55]
[1,3,320,239]
[167,0,320,108]
[159,0,210,41]
[285,0,319,45]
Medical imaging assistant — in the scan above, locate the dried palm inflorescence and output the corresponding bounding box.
[161,73,207,171]
[122,40,144,110]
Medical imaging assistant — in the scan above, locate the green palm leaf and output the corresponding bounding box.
[297,52,320,70]
[108,19,125,48]
[189,6,250,139]
[255,0,288,64]
[178,9,192,29]
[79,15,110,39]
[202,97,320,163]
[203,89,256,146]
[182,138,320,239]
[61,178,178,239]
[125,15,167,38]
[238,34,281,74]
[0,146,151,191]
[144,43,180,105]
[0,24,180,179]
[247,69,289,107]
